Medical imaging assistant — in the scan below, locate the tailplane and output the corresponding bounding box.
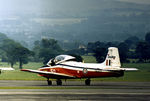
[103,47,138,71]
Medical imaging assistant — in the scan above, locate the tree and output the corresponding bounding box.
[0,33,9,61]
[0,32,8,43]
[124,36,139,49]
[93,47,107,63]
[39,48,59,64]
[32,40,41,62]
[89,41,119,63]
[41,38,62,51]
[2,39,32,69]
[118,42,129,63]
[1,39,20,68]
[145,32,150,44]
[69,54,83,62]
[136,41,150,62]
[14,46,33,69]
[65,48,86,55]
[87,41,106,53]
[39,38,63,64]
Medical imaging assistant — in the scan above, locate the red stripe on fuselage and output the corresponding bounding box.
[39,67,123,79]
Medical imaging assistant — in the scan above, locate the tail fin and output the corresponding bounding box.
[104,47,121,68]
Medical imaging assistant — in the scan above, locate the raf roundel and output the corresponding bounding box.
[83,68,88,74]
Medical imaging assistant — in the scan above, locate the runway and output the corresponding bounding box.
[0,80,149,101]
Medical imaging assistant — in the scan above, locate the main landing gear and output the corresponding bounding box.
[85,78,91,85]
[47,78,52,85]
[56,79,62,86]
[47,78,90,86]
[47,78,62,86]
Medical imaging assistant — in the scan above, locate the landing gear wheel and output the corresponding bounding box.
[85,79,91,85]
[47,79,52,85]
[56,79,62,86]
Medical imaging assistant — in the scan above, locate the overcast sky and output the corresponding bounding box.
[117,0,150,4]
[0,0,149,24]
[0,0,149,41]
[0,0,150,14]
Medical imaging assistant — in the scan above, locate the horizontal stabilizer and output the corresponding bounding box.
[120,68,138,71]
[103,67,138,71]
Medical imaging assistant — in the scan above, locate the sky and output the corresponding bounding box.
[0,0,150,14]
[117,0,150,4]
[0,0,149,43]
[0,0,149,26]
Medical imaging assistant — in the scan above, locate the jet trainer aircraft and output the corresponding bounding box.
[21,47,138,85]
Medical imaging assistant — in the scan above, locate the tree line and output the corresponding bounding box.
[87,32,150,63]
[0,39,33,69]
[0,32,150,69]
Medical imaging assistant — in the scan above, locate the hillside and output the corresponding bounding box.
[0,0,149,48]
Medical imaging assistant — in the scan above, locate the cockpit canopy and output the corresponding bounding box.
[47,55,76,66]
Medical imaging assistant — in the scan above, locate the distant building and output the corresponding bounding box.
[79,45,87,51]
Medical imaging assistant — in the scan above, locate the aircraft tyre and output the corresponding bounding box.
[85,79,91,85]
[56,79,62,86]
[47,79,52,85]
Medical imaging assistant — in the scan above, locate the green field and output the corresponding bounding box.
[0,56,149,82]
[0,62,46,80]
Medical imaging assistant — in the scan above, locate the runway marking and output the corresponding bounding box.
[0,92,149,95]
[0,86,149,89]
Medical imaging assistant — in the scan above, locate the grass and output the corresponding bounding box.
[92,71,150,82]
[0,55,149,82]
[82,55,97,63]
[0,70,46,80]
[0,62,46,80]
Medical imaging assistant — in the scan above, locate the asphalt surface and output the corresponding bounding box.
[0,80,149,101]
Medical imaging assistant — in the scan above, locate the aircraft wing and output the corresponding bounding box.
[21,69,76,79]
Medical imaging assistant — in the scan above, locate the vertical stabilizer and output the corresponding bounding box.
[104,47,121,68]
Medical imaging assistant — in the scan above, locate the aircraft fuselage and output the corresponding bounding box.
[39,65,124,79]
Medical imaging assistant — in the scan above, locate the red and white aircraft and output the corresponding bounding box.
[21,47,138,85]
